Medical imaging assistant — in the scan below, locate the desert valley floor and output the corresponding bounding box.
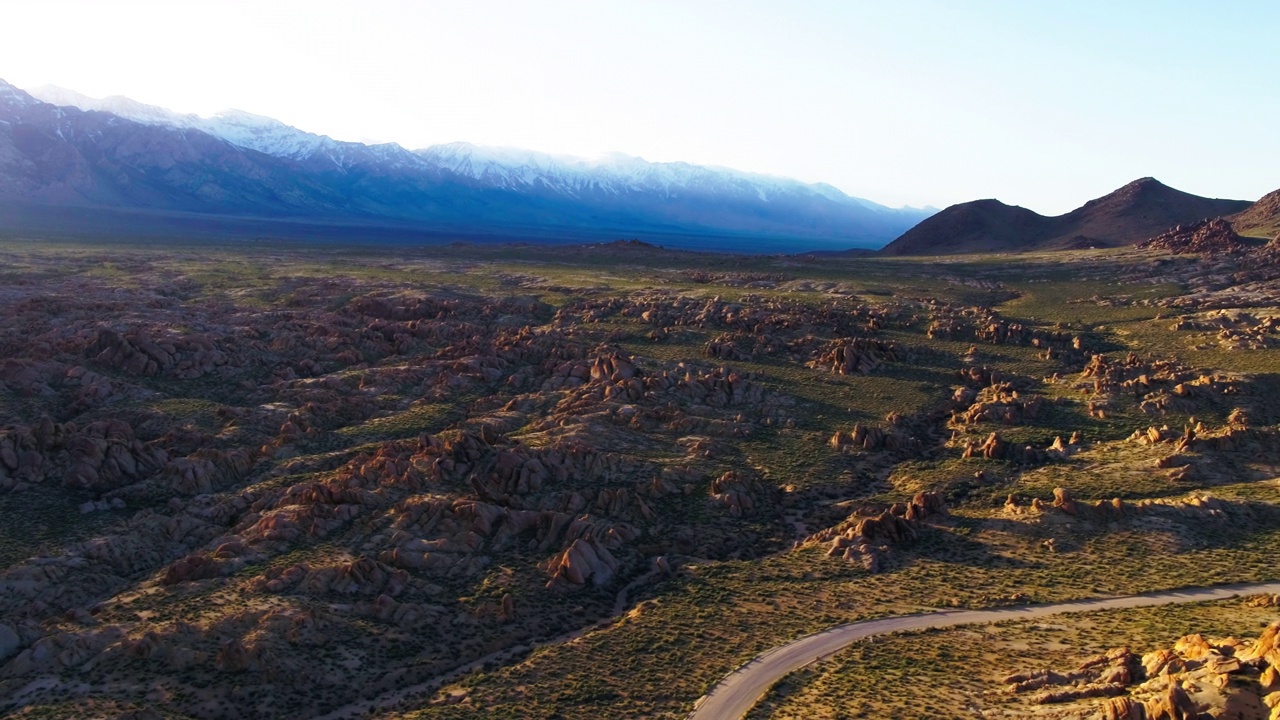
[1,235,1280,719]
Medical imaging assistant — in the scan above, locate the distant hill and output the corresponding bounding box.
[880,178,1252,256]
[0,80,933,252]
[1229,188,1280,239]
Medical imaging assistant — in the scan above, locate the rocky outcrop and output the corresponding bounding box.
[1,626,126,677]
[255,557,408,596]
[541,536,620,590]
[976,319,1080,352]
[160,447,257,495]
[959,432,1051,464]
[1138,218,1245,255]
[1170,310,1280,350]
[953,383,1046,425]
[0,418,168,492]
[801,492,947,572]
[830,420,923,453]
[703,333,755,362]
[1080,353,1237,417]
[808,337,903,375]
[709,471,772,517]
[1003,622,1280,719]
[86,328,233,379]
[1003,488,1241,525]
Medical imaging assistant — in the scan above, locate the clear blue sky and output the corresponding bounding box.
[2,0,1276,213]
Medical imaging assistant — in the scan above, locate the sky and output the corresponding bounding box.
[1,0,1276,214]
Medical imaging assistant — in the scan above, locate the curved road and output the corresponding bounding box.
[688,581,1280,720]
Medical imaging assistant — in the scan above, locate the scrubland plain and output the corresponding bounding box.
[1,234,1279,719]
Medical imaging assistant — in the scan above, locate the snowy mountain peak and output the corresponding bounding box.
[0,78,38,110]
[210,109,287,127]
[200,110,334,159]
[17,81,932,221]
[23,85,336,160]
[27,84,187,125]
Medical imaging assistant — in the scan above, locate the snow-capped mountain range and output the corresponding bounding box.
[25,84,428,170]
[26,84,923,212]
[1,80,933,251]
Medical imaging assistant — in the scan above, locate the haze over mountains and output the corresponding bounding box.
[0,80,933,251]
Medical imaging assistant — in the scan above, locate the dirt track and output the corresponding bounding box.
[687,580,1280,720]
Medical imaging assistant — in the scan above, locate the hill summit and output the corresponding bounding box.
[881,177,1252,255]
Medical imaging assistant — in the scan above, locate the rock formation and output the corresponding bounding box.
[1003,622,1280,719]
[801,492,947,573]
[1138,218,1246,255]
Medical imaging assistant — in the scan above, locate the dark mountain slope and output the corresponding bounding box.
[1229,188,1280,238]
[1056,178,1253,247]
[881,178,1252,256]
[875,199,1047,255]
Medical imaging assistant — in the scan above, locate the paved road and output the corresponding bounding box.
[687,581,1280,720]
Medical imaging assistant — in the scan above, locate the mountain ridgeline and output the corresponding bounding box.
[881,177,1257,255]
[0,80,932,251]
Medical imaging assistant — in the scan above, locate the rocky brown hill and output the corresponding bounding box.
[881,178,1252,256]
[1230,188,1280,239]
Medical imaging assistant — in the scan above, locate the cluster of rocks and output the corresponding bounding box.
[800,492,947,572]
[537,355,780,439]
[959,431,1075,464]
[704,333,755,362]
[926,317,967,340]
[554,293,905,351]
[161,447,257,495]
[0,360,125,417]
[207,426,679,592]
[1080,353,1238,417]
[0,418,169,492]
[541,536,621,590]
[952,382,1046,425]
[1128,420,1280,460]
[1138,217,1246,255]
[701,330,809,363]
[1171,309,1280,350]
[807,337,903,375]
[977,319,1080,351]
[1,604,339,684]
[1003,487,1241,526]
[708,471,773,517]
[255,556,408,596]
[957,365,1012,388]
[1134,242,1280,313]
[1003,622,1280,719]
[86,328,234,379]
[923,305,1082,351]
[680,270,790,287]
[829,421,922,452]
[0,510,227,623]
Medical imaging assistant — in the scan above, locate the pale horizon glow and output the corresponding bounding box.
[2,0,1276,214]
